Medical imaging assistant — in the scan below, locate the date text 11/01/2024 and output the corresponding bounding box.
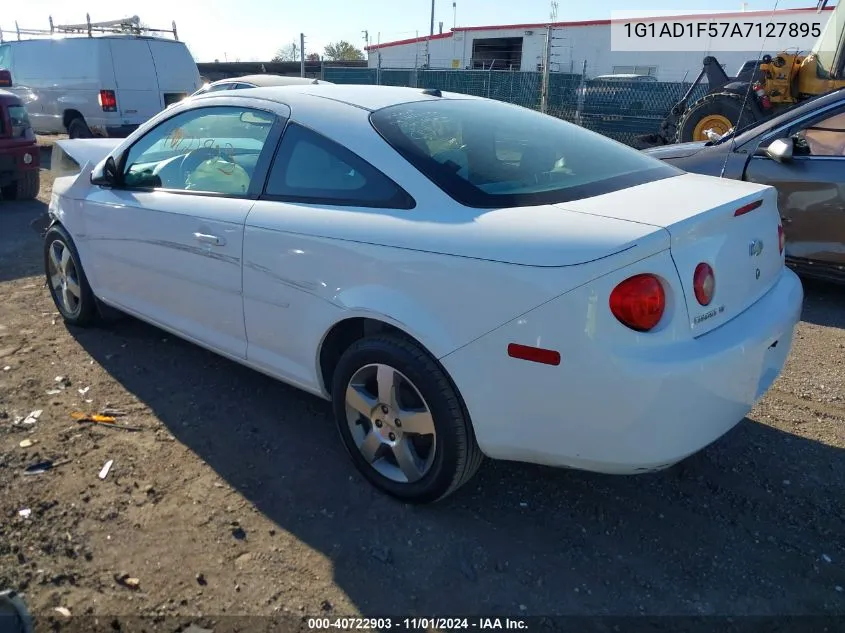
[307,618,529,630]
[623,21,823,38]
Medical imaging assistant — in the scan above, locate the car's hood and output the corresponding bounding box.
[642,141,708,160]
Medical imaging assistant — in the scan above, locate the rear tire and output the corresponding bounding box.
[676,93,759,143]
[331,335,483,504]
[67,117,93,139]
[0,170,40,201]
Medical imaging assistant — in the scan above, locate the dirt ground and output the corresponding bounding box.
[1,157,845,630]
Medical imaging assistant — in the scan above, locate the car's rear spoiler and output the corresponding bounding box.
[51,138,122,178]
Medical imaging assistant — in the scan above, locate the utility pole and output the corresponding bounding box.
[430,0,435,36]
[300,33,305,77]
[452,1,457,28]
[426,0,435,68]
[540,25,552,113]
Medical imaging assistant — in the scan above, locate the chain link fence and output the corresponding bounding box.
[322,66,712,146]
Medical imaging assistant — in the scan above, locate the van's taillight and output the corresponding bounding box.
[778,224,785,255]
[609,274,665,332]
[0,69,12,87]
[693,263,715,306]
[98,90,117,112]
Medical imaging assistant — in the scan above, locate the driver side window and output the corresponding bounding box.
[122,106,277,196]
[793,110,845,157]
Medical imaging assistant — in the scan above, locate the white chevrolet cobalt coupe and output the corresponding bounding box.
[45,85,803,503]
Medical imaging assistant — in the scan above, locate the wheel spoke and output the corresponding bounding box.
[50,272,63,290]
[358,430,383,464]
[65,276,81,299]
[346,384,377,418]
[392,438,424,483]
[376,365,397,408]
[398,407,435,436]
[61,285,75,311]
[49,245,61,271]
[59,246,71,275]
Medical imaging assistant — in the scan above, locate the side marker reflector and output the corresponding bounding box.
[507,343,561,366]
[734,199,763,216]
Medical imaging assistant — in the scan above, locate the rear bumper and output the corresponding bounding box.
[0,145,41,187]
[441,266,804,474]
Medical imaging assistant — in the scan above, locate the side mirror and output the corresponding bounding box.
[90,155,119,187]
[765,138,794,163]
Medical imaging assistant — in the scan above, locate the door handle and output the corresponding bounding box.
[194,232,225,246]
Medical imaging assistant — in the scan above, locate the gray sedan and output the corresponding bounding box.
[644,88,845,283]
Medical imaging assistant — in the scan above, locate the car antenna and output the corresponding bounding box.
[720,0,780,178]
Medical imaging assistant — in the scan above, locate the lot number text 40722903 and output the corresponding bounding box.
[306,617,529,630]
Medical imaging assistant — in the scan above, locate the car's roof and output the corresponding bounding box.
[213,74,327,87]
[595,74,655,79]
[196,84,479,112]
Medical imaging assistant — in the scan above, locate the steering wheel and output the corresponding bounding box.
[179,147,221,184]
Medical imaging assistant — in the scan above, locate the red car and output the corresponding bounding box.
[0,85,40,201]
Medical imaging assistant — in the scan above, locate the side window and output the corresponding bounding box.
[264,123,414,209]
[122,106,276,195]
[793,110,845,157]
[205,82,234,93]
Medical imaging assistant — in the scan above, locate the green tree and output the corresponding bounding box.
[306,52,321,62]
[323,41,364,61]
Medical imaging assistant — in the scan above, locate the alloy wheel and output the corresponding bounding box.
[344,363,437,484]
[47,240,82,317]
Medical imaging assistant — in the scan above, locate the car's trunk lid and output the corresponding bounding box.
[555,172,784,337]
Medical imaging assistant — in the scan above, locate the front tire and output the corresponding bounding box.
[331,335,483,503]
[676,92,759,143]
[1,171,40,201]
[43,225,100,327]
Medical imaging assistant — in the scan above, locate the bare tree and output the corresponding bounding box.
[323,41,364,61]
[272,42,300,62]
[306,52,321,62]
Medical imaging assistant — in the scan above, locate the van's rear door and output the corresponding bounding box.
[147,41,201,107]
[108,39,162,123]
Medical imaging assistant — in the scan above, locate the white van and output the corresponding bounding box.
[0,26,200,138]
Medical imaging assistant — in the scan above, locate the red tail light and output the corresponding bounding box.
[0,70,11,87]
[778,224,785,255]
[609,274,665,332]
[693,263,715,306]
[98,90,117,112]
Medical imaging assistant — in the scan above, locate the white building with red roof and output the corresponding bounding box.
[365,5,833,81]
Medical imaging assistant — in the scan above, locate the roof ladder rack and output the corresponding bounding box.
[0,14,179,42]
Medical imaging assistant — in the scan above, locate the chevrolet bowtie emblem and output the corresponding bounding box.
[749,239,764,257]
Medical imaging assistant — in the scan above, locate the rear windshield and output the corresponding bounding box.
[369,98,681,208]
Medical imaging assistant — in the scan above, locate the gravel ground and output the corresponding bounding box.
[1,163,844,629]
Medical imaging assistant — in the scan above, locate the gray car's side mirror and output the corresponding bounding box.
[766,138,794,163]
[90,155,119,187]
